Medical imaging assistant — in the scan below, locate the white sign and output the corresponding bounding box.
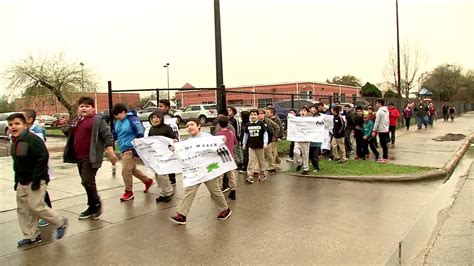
[132,136,182,175]
[287,116,325,142]
[174,136,237,188]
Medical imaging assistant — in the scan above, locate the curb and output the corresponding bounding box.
[289,133,473,182]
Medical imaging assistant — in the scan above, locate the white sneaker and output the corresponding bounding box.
[286,158,294,162]
[312,169,319,173]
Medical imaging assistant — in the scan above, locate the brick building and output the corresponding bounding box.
[175,81,360,108]
[15,92,140,115]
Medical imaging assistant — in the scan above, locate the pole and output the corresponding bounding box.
[164,63,170,99]
[80,62,84,90]
[108,81,116,177]
[396,0,402,97]
[214,0,226,112]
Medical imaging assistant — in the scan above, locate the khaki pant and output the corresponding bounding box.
[177,178,228,216]
[122,151,152,191]
[155,174,174,197]
[294,142,310,171]
[17,181,64,239]
[265,142,278,170]
[219,170,237,190]
[331,137,347,161]
[247,148,266,177]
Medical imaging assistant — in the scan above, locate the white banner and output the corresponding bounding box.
[287,116,325,142]
[132,136,182,175]
[174,136,237,188]
[143,118,178,138]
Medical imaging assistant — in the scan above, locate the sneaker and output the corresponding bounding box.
[312,169,319,173]
[354,157,360,160]
[228,190,236,200]
[286,158,294,162]
[169,175,176,185]
[37,219,49,227]
[348,151,354,155]
[55,218,68,240]
[79,208,93,220]
[156,194,173,203]
[143,179,154,193]
[245,177,254,184]
[91,206,102,220]
[170,213,187,225]
[17,235,42,247]
[253,172,259,178]
[217,208,232,221]
[259,175,267,181]
[238,169,246,174]
[377,158,389,163]
[269,169,276,175]
[296,164,302,172]
[120,191,134,201]
[302,170,309,175]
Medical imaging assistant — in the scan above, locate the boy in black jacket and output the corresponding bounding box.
[148,110,176,202]
[332,106,348,163]
[242,109,268,183]
[9,113,68,247]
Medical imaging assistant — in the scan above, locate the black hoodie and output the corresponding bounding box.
[148,110,175,139]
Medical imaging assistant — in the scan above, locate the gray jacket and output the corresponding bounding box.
[63,115,114,168]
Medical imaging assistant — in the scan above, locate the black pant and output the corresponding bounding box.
[242,145,249,171]
[309,146,321,170]
[363,138,379,159]
[405,117,411,130]
[44,191,52,208]
[289,141,295,159]
[389,125,396,144]
[168,173,176,184]
[378,133,390,159]
[77,158,100,209]
[355,136,365,158]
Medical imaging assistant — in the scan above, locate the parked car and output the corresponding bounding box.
[138,107,158,122]
[0,112,16,137]
[37,115,56,127]
[272,99,315,120]
[174,104,218,124]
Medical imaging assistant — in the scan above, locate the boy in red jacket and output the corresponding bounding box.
[388,103,400,145]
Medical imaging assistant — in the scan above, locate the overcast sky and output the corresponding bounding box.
[0,0,472,96]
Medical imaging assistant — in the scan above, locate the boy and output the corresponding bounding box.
[215,116,238,200]
[265,107,283,164]
[286,109,297,162]
[111,103,154,201]
[170,118,231,225]
[9,113,68,247]
[23,109,51,227]
[238,110,250,174]
[372,99,390,162]
[242,109,268,183]
[353,106,365,160]
[309,105,322,172]
[63,96,118,220]
[388,103,400,144]
[362,114,380,160]
[331,106,348,163]
[159,99,179,184]
[148,110,176,203]
[293,106,311,174]
[258,109,279,175]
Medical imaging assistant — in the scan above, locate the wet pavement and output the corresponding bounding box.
[0,112,473,264]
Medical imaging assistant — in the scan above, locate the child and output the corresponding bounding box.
[258,109,279,175]
[238,110,250,174]
[372,99,390,163]
[63,96,118,220]
[388,103,400,144]
[367,106,376,122]
[170,118,231,225]
[23,109,51,227]
[148,110,176,203]
[242,109,268,183]
[111,103,154,201]
[362,114,380,160]
[8,113,68,247]
[331,106,348,163]
[449,105,456,121]
[293,106,311,174]
[309,105,322,172]
[353,106,365,160]
[286,109,297,162]
[215,116,238,200]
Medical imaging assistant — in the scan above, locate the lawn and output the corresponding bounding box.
[45,127,65,137]
[289,159,433,176]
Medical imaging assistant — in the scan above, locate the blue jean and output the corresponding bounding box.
[417,116,428,129]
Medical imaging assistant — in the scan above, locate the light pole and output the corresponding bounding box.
[163,63,170,99]
[80,62,84,89]
[214,0,226,112]
[395,0,402,96]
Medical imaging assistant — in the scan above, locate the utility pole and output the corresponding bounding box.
[396,0,402,97]
[214,0,226,112]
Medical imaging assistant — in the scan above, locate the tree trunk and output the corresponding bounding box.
[40,81,77,118]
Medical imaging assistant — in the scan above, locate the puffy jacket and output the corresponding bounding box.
[373,106,390,133]
[388,106,400,126]
[114,110,144,152]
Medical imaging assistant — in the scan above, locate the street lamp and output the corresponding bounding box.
[80,62,84,90]
[163,63,170,99]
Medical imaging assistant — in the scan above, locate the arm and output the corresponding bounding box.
[263,131,269,146]
[269,119,280,141]
[242,132,249,148]
[98,119,118,163]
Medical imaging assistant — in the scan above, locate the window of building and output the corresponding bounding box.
[258,98,273,108]
[301,91,313,100]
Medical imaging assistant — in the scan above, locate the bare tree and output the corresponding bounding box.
[384,42,424,98]
[3,52,97,117]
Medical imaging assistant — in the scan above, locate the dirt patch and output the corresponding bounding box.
[432,133,466,142]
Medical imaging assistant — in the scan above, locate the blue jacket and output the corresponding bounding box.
[114,110,144,152]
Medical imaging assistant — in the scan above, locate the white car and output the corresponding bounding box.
[37,115,56,127]
[0,112,16,137]
[174,104,218,124]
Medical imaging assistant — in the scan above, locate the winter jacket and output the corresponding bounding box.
[388,106,401,126]
[333,115,345,139]
[373,106,390,133]
[114,110,144,152]
[363,120,375,138]
[262,117,280,143]
[63,114,114,168]
[403,107,413,118]
[148,110,175,139]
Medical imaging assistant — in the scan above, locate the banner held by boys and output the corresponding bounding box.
[132,136,182,175]
[287,116,325,142]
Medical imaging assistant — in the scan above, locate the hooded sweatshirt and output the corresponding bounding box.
[148,110,175,139]
[373,106,390,133]
[114,110,144,152]
[388,106,400,126]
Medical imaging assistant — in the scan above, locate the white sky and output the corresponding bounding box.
[0,0,473,96]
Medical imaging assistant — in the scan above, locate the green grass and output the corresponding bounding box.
[277,140,291,156]
[45,128,65,137]
[289,159,432,176]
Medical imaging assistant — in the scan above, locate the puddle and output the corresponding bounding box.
[432,133,466,142]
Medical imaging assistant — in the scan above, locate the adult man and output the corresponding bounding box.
[372,99,390,163]
[159,99,179,184]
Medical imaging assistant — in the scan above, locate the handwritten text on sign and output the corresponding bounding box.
[287,116,325,142]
